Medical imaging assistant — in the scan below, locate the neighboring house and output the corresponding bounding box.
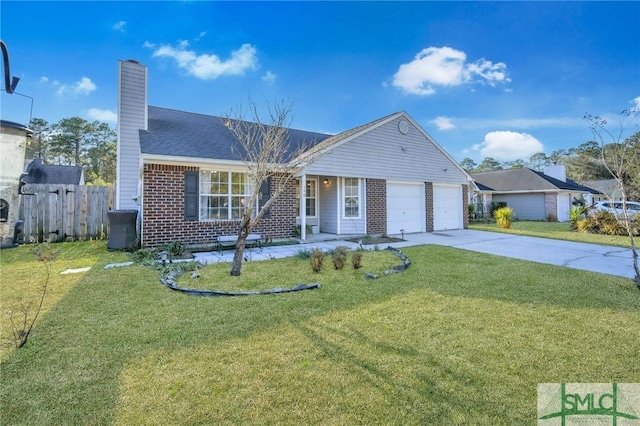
[582,179,623,204]
[471,165,599,222]
[20,159,85,186]
[0,120,32,247]
[116,60,473,248]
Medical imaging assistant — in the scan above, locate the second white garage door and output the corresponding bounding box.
[433,185,462,231]
[386,182,425,234]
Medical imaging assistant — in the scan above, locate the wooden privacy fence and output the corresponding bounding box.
[21,184,115,243]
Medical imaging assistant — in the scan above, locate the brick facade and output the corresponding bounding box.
[462,184,469,229]
[544,193,557,220]
[142,164,297,248]
[425,182,434,232]
[365,178,387,235]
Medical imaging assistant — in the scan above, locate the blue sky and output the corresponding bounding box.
[2,1,639,163]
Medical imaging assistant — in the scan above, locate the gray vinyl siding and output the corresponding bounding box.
[319,176,338,233]
[303,116,467,185]
[117,60,147,210]
[493,193,546,220]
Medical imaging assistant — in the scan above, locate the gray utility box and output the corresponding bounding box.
[107,210,138,250]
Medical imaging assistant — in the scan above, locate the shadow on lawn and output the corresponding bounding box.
[293,321,521,423]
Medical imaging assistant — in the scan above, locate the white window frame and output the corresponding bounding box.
[295,178,318,218]
[342,177,361,219]
[199,170,255,221]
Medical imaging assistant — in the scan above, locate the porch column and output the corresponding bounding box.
[300,174,307,240]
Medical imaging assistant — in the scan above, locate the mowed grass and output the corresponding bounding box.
[469,220,635,248]
[1,241,639,425]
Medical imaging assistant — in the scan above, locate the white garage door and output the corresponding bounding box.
[433,185,462,231]
[387,182,424,234]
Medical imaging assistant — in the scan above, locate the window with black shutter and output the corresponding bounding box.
[259,177,271,218]
[184,171,199,221]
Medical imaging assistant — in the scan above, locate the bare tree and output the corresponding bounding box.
[585,107,640,288]
[223,99,317,276]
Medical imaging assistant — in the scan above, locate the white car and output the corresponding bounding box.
[593,201,640,218]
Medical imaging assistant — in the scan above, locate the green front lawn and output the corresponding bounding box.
[1,241,638,425]
[469,220,635,248]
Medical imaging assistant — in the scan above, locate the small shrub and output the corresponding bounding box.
[129,248,159,267]
[490,201,507,216]
[569,206,585,229]
[331,246,349,270]
[310,248,324,273]
[351,252,363,269]
[332,253,346,269]
[493,207,515,229]
[546,213,557,222]
[468,204,476,219]
[575,218,590,233]
[601,220,625,236]
[294,248,311,259]
[163,241,185,257]
[588,210,618,235]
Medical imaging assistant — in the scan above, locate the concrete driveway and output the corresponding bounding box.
[398,229,636,280]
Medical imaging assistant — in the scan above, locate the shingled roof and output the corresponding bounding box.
[139,106,332,161]
[471,167,599,193]
[20,159,83,185]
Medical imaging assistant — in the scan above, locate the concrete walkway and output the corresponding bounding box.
[193,229,636,280]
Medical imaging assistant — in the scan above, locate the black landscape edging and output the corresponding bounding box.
[365,246,411,279]
[159,263,320,297]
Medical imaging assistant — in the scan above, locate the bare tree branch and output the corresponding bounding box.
[223,98,319,276]
[585,107,640,287]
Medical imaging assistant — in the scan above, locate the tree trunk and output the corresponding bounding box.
[230,217,251,276]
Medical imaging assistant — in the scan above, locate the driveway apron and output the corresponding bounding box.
[404,230,635,280]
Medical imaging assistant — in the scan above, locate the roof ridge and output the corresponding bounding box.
[148,105,331,137]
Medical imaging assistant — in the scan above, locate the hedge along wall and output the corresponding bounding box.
[142,164,297,248]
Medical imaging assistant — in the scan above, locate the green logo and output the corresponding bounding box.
[538,383,640,425]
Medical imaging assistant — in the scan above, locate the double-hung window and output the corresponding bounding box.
[295,179,317,217]
[200,171,253,220]
[343,177,360,218]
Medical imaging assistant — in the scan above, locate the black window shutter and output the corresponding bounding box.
[184,171,199,221]
[259,177,271,218]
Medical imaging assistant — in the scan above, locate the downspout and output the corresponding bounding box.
[336,177,341,235]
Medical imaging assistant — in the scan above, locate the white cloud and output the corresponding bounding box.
[477,131,544,161]
[630,96,640,110]
[147,42,258,80]
[439,116,583,130]
[432,116,456,130]
[392,46,510,95]
[112,21,126,32]
[261,71,277,83]
[87,108,117,123]
[39,76,49,83]
[56,77,97,96]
